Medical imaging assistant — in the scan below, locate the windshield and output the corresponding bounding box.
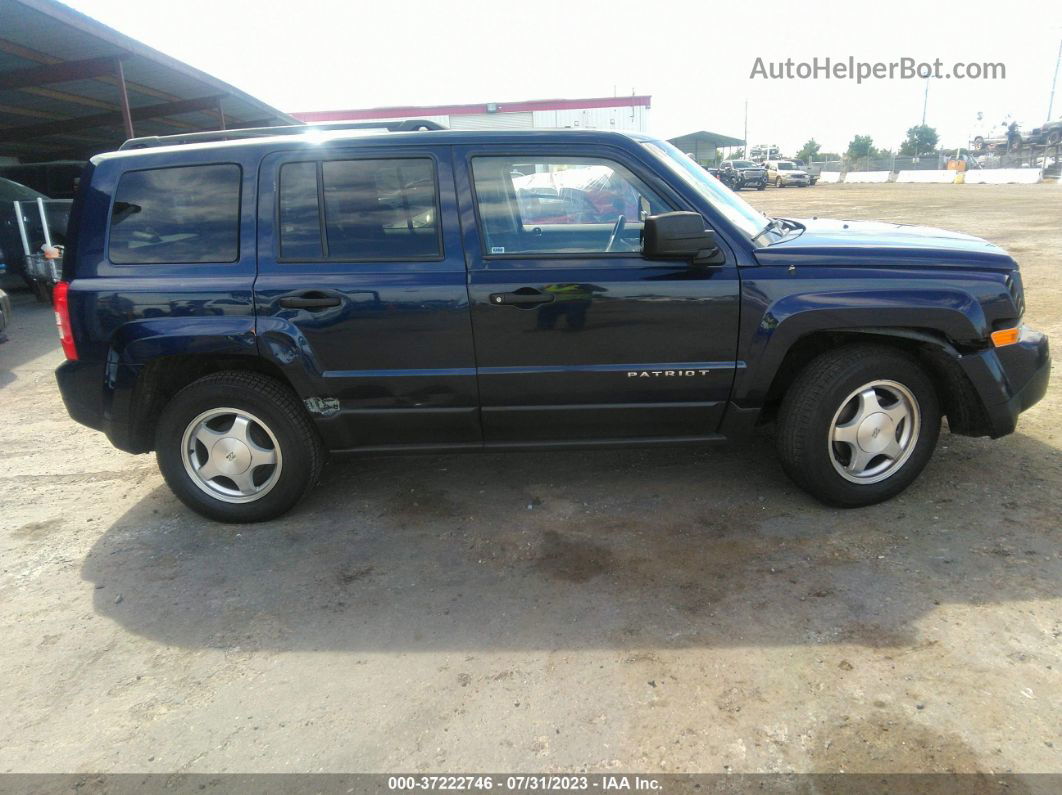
[731,161,755,168]
[643,140,767,238]
[0,177,47,202]
[776,162,795,170]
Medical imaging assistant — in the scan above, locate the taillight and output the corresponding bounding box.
[53,281,78,361]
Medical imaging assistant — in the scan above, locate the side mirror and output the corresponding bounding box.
[642,212,724,265]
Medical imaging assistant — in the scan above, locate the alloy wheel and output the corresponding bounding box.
[181,407,283,503]
[828,380,920,484]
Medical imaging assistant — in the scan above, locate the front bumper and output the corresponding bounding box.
[958,327,1050,437]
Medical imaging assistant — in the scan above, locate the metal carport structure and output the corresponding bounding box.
[667,130,746,164]
[0,0,294,164]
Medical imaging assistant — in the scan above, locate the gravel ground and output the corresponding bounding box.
[0,183,1058,776]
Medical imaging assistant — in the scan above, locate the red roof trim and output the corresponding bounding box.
[292,95,652,123]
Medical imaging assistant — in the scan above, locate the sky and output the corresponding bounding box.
[63,0,1062,157]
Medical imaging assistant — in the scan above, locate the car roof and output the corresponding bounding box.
[0,176,48,201]
[91,128,666,165]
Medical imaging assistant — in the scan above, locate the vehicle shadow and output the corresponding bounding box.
[79,427,1060,653]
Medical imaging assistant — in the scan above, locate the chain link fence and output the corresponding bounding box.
[810,145,1061,176]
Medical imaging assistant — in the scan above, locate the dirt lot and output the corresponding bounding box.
[1,184,1059,775]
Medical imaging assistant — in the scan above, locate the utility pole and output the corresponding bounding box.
[921,78,929,126]
[743,99,748,157]
[1048,37,1062,120]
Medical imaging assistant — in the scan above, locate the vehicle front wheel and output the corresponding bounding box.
[776,345,941,507]
[775,177,783,187]
[155,371,324,522]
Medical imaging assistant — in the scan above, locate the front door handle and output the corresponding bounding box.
[489,288,555,307]
[279,293,342,310]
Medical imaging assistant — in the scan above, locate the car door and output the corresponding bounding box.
[454,143,741,445]
[255,145,479,451]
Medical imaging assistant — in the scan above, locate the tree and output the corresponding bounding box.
[846,135,876,160]
[796,138,821,163]
[727,148,745,160]
[898,124,939,156]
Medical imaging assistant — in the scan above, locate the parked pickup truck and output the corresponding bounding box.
[791,159,820,185]
[718,160,767,191]
[54,126,1050,522]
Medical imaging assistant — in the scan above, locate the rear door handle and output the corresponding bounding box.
[278,294,342,310]
[489,289,555,307]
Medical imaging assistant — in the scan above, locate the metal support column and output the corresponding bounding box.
[113,56,134,139]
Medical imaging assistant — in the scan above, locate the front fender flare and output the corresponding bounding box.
[732,287,987,406]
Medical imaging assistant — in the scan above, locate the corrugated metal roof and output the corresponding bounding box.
[0,0,294,161]
[667,130,746,152]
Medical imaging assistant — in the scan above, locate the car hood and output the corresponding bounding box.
[754,218,1016,270]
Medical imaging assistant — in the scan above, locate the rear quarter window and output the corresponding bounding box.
[108,163,241,264]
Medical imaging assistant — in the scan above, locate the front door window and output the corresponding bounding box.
[471,156,672,256]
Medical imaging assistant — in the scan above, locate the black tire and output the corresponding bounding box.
[1047,130,1061,147]
[776,345,941,508]
[155,371,324,523]
[775,177,783,188]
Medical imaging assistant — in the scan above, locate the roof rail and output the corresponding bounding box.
[117,119,447,150]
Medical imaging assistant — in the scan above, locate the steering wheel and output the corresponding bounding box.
[605,214,627,252]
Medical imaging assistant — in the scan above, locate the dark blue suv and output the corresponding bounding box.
[54,125,1049,522]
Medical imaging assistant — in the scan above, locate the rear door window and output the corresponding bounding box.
[278,158,441,261]
[109,163,241,264]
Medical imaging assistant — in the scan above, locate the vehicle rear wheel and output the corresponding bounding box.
[776,345,941,507]
[155,371,323,522]
[775,177,783,187]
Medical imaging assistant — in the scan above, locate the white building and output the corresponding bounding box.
[292,95,651,132]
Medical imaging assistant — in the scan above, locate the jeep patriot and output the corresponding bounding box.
[54,126,1050,522]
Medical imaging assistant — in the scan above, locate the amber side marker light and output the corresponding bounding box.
[990,327,1021,347]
